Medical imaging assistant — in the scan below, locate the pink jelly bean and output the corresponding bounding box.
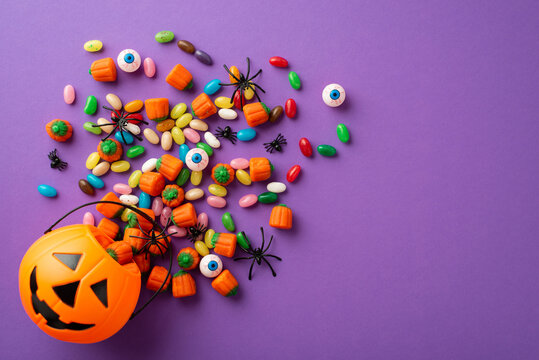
[168,225,187,237]
[207,195,227,208]
[183,128,201,143]
[63,84,75,104]
[230,157,249,170]
[160,206,172,226]
[239,194,258,208]
[113,183,132,195]
[82,211,94,225]
[144,57,156,78]
[198,212,208,228]
[152,197,163,216]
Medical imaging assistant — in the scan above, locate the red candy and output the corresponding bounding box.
[299,137,313,157]
[233,91,245,110]
[285,98,296,118]
[269,56,288,68]
[126,112,143,124]
[286,165,301,183]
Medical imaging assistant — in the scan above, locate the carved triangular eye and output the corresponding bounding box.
[90,279,108,308]
[53,253,82,271]
[53,281,80,307]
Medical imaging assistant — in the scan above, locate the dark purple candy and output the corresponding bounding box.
[194,49,213,65]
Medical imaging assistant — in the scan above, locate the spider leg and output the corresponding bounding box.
[265,254,282,261]
[239,87,245,108]
[245,57,251,79]
[248,259,256,280]
[230,87,240,105]
[263,235,274,253]
[119,128,128,144]
[260,227,266,252]
[253,90,262,103]
[223,64,241,83]
[234,256,254,261]
[249,82,266,93]
[262,257,278,277]
[247,69,262,82]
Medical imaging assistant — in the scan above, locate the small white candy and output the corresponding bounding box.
[120,194,139,205]
[199,254,223,278]
[161,131,172,151]
[189,119,208,131]
[141,158,157,173]
[218,108,237,120]
[106,93,122,110]
[267,182,287,193]
[204,131,221,149]
[124,123,140,135]
[97,117,114,134]
[144,128,160,144]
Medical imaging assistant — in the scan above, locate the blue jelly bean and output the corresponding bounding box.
[139,192,151,209]
[237,128,257,141]
[115,131,134,144]
[204,79,221,95]
[86,174,105,189]
[38,184,57,197]
[178,144,190,162]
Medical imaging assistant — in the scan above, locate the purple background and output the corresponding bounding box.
[2,0,539,359]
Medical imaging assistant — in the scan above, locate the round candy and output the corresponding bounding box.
[155,31,174,43]
[286,165,301,183]
[204,131,221,149]
[285,99,297,118]
[117,49,141,73]
[239,194,257,208]
[115,131,134,145]
[267,182,286,193]
[185,148,209,171]
[204,79,221,95]
[83,40,103,52]
[141,158,157,173]
[128,170,142,188]
[113,183,132,195]
[221,212,235,232]
[84,95,97,115]
[194,49,212,65]
[143,58,156,77]
[230,158,249,170]
[86,152,100,169]
[288,71,301,90]
[237,128,256,142]
[183,128,200,143]
[317,144,337,157]
[38,184,57,198]
[139,192,151,209]
[199,254,223,278]
[92,162,110,177]
[87,174,105,189]
[218,108,237,120]
[207,196,226,208]
[269,56,288,67]
[78,179,95,195]
[299,137,313,157]
[63,84,75,104]
[106,93,122,110]
[322,84,346,107]
[337,123,350,143]
[185,188,204,201]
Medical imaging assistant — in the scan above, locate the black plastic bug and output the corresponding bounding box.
[92,106,148,143]
[186,222,208,243]
[220,57,266,108]
[234,227,282,280]
[264,133,287,153]
[129,217,174,257]
[214,126,238,144]
[48,149,67,170]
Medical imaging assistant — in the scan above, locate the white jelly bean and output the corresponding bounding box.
[161,131,172,150]
[144,128,160,144]
[142,158,157,173]
[267,182,287,193]
[204,131,221,148]
[92,162,110,176]
[82,212,94,225]
[185,188,204,201]
[106,93,122,110]
[218,108,237,120]
[97,117,114,133]
[124,123,140,135]
[120,194,139,205]
[189,119,209,131]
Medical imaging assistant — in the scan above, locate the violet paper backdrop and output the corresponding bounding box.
[1,0,539,359]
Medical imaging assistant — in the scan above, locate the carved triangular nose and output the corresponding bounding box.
[52,281,80,307]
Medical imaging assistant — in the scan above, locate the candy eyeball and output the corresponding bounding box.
[322,84,346,107]
[199,254,223,278]
[117,49,141,73]
[185,148,209,171]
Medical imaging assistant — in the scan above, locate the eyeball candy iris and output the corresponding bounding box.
[322,83,346,107]
[199,254,223,278]
[117,49,141,73]
[185,148,209,171]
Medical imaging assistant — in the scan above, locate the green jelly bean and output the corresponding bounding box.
[336,123,350,143]
[196,142,213,156]
[155,31,174,43]
[317,144,337,157]
[176,168,190,187]
[288,71,301,90]
[258,192,278,204]
[83,121,101,135]
[221,212,235,232]
[237,231,251,250]
[84,95,97,115]
[126,145,145,158]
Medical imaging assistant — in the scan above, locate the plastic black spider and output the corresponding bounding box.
[220,57,266,108]
[186,222,207,243]
[128,217,175,257]
[92,106,148,143]
[214,126,237,144]
[264,133,287,153]
[234,227,282,280]
[48,149,67,170]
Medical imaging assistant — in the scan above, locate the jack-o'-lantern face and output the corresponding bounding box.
[19,225,141,343]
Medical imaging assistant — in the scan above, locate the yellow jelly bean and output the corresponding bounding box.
[194,240,209,256]
[244,85,255,100]
[214,96,233,109]
[171,126,185,145]
[124,100,143,113]
[204,229,216,249]
[236,169,252,185]
[171,103,187,119]
[208,184,227,197]
[84,40,103,52]
[175,113,192,128]
[86,152,100,169]
[128,170,142,188]
[111,160,130,173]
[121,208,132,222]
[191,170,202,186]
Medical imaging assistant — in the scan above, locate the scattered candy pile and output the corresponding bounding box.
[39,30,350,299]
